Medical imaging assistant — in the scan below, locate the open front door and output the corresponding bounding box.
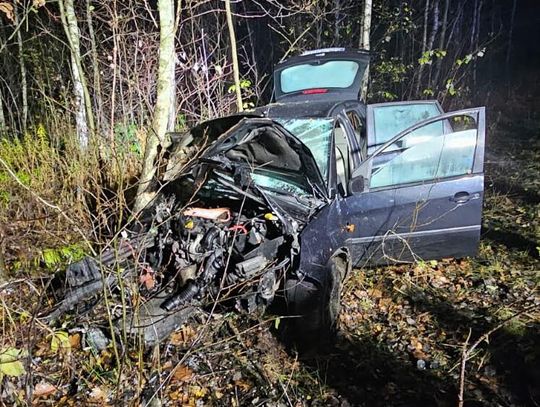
[342,107,486,265]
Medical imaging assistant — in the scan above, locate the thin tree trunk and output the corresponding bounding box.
[134,0,176,212]
[225,0,242,112]
[506,0,516,75]
[433,0,449,87]
[86,0,103,133]
[427,0,440,88]
[58,0,95,148]
[473,1,483,87]
[334,0,341,45]
[0,92,5,134]
[416,0,431,96]
[14,2,27,132]
[360,0,372,101]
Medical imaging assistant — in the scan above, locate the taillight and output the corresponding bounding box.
[302,88,328,95]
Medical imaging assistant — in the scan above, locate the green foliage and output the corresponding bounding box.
[375,58,409,83]
[0,348,26,378]
[227,79,252,94]
[418,49,447,66]
[40,243,86,270]
[114,122,142,157]
[445,79,457,96]
[175,114,187,132]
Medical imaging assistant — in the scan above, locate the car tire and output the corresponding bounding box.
[285,256,347,350]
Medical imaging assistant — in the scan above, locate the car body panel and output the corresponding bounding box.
[343,107,485,266]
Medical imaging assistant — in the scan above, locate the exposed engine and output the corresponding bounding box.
[145,196,291,314]
[45,119,324,343]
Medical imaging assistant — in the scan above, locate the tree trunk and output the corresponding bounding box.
[14,2,27,132]
[134,0,176,212]
[506,0,516,76]
[86,0,103,133]
[225,0,243,112]
[0,91,5,135]
[416,0,431,96]
[334,0,341,45]
[360,0,372,101]
[426,0,440,88]
[433,0,449,87]
[58,0,94,148]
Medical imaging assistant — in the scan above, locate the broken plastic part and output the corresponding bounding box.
[235,255,268,277]
[183,207,231,222]
[179,264,197,286]
[264,213,278,221]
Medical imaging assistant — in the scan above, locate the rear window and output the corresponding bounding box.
[280,61,360,93]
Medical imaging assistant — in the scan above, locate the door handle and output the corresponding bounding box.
[451,191,470,203]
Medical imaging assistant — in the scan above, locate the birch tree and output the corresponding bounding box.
[13,1,27,132]
[58,0,94,148]
[360,0,372,101]
[134,0,177,212]
[225,0,242,112]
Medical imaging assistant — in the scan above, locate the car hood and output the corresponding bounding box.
[201,117,328,200]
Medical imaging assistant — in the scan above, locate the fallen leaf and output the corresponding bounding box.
[0,347,25,377]
[33,381,57,397]
[51,331,71,353]
[169,325,196,346]
[69,333,81,349]
[139,270,156,290]
[368,288,383,299]
[89,386,107,402]
[172,365,193,382]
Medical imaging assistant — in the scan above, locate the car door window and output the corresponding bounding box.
[369,113,479,189]
[369,102,443,147]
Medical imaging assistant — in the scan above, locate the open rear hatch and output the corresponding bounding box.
[273,48,370,103]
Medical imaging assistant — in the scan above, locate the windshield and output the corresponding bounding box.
[276,118,333,180]
[280,61,360,93]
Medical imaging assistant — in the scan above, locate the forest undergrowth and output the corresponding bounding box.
[0,89,538,406]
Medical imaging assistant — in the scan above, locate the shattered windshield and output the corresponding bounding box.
[276,118,333,180]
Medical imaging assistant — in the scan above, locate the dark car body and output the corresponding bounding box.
[158,48,486,338]
[51,49,486,344]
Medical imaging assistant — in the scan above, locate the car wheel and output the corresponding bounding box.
[285,256,347,349]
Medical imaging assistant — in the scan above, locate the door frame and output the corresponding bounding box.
[352,106,486,191]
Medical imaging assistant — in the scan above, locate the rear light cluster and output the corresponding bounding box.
[302,88,328,95]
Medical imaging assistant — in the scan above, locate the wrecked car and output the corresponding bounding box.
[47,48,486,346]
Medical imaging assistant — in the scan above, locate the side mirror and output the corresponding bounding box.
[348,176,366,194]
